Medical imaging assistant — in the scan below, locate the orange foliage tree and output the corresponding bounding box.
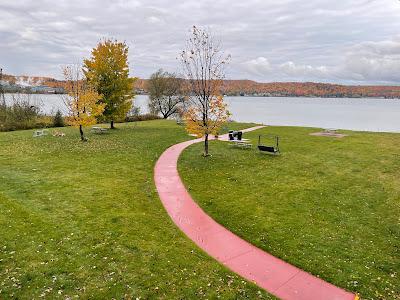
[185,95,230,139]
[180,26,230,156]
[62,64,105,141]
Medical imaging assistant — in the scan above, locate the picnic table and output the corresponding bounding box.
[228,139,253,149]
[33,129,49,137]
[324,128,338,134]
[91,126,108,134]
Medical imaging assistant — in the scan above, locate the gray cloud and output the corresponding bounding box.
[1,0,400,83]
[241,37,400,83]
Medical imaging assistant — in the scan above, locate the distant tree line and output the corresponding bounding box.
[137,79,400,99]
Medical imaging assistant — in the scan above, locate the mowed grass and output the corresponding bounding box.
[0,120,273,299]
[179,126,400,300]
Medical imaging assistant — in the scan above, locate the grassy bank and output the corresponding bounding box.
[179,126,400,300]
[0,120,272,299]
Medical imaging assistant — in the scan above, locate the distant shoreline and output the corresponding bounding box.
[4,91,399,100]
[3,74,400,99]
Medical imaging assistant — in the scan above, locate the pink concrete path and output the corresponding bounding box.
[154,126,357,300]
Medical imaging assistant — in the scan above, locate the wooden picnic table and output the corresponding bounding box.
[33,129,49,137]
[91,126,108,134]
[228,139,253,149]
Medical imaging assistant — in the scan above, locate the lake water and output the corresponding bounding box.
[4,94,400,133]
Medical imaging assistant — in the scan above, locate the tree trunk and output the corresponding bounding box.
[204,133,209,156]
[79,125,85,141]
[110,120,115,129]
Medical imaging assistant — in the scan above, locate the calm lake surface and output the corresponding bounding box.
[4,94,400,133]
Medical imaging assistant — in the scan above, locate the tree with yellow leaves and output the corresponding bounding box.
[62,64,105,141]
[83,39,135,129]
[180,26,230,156]
[185,95,230,148]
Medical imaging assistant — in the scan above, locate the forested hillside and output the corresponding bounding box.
[3,74,400,98]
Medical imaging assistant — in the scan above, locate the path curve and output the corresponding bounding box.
[154,126,357,300]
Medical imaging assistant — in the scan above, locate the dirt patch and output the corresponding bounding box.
[310,131,348,138]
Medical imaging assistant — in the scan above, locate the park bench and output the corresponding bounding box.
[258,135,280,155]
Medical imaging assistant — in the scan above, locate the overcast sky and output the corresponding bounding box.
[1,0,400,84]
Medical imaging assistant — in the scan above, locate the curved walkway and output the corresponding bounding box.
[154,126,357,300]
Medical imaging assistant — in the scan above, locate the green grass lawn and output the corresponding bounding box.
[0,120,273,299]
[179,126,400,300]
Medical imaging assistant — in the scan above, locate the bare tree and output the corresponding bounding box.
[180,26,230,156]
[147,69,184,119]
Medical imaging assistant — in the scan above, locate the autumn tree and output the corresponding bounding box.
[147,69,184,119]
[180,26,230,156]
[62,64,105,141]
[83,39,134,129]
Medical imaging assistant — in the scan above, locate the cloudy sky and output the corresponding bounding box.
[1,0,400,84]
